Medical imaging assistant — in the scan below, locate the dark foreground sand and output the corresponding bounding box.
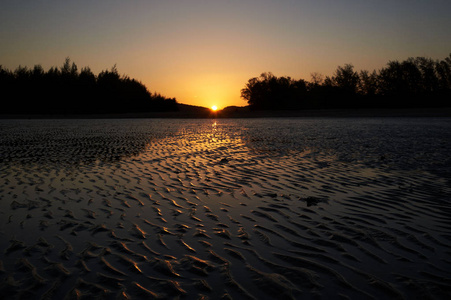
[0,118,450,299]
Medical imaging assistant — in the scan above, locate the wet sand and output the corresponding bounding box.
[0,118,450,299]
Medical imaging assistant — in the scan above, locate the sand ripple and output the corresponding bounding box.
[0,118,450,299]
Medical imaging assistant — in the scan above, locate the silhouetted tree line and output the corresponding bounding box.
[241,54,451,110]
[0,58,178,114]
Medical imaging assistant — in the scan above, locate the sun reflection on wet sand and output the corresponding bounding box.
[0,118,450,299]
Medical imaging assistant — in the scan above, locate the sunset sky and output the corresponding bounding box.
[1,0,450,109]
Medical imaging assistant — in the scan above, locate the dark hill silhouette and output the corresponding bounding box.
[241,54,451,111]
[0,58,177,115]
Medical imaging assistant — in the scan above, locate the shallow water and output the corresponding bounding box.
[0,118,450,299]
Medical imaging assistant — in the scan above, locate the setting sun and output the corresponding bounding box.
[211,105,218,111]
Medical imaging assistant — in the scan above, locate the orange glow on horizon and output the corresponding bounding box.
[2,2,450,110]
[145,72,245,109]
[211,105,218,111]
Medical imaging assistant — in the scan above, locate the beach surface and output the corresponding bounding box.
[2,106,451,119]
[0,118,450,299]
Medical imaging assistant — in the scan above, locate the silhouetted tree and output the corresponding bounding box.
[358,70,379,96]
[0,58,178,114]
[241,72,309,110]
[309,72,324,87]
[332,64,360,94]
[435,55,451,91]
[241,54,451,110]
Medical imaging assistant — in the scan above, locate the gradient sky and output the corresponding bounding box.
[1,0,450,109]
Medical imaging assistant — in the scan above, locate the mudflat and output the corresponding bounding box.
[0,118,450,299]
